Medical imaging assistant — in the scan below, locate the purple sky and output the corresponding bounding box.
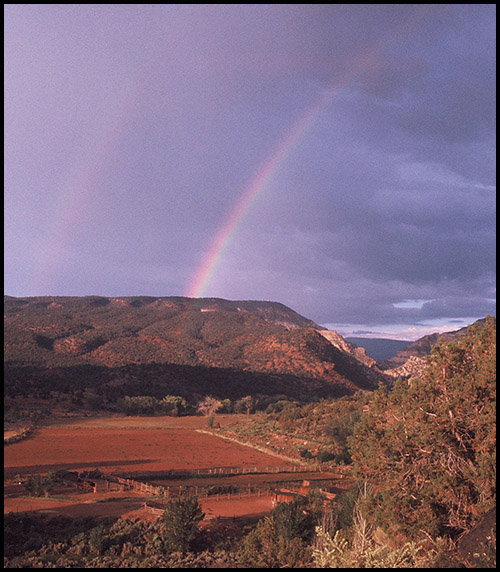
[4,4,496,340]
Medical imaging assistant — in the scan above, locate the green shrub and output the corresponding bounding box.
[25,472,56,497]
[161,495,205,553]
[300,447,313,459]
[316,450,335,463]
[205,485,238,496]
[238,495,320,567]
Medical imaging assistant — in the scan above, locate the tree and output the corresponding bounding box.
[117,395,159,415]
[161,395,187,416]
[234,395,254,415]
[25,472,56,497]
[272,495,318,542]
[196,396,223,417]
[86,394,105,411]
[238,515,309,568]
[161,495,205,553]
[349,316,496,540]
[238,494,321,567]
[89,524,107,554]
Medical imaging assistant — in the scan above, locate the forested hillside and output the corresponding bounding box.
[4,296,383,410]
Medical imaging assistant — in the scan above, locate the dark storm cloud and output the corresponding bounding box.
[4,4,495,339]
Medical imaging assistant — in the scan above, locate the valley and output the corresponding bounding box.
[4,414,348,524]
[4,296,495,568]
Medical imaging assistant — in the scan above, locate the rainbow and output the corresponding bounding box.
[186,89,334,299]
[185,5,431,300]
[26,7,428,299]
[29,87,139,295]
[187,5,432,298]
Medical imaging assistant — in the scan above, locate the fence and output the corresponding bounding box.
[110,475,342,501]
[107,476,273,499]
[142,489,273,516]
[115,464,320,481]
[110,476,165,496]
[105,473,315,499]
[108,464,347,500]
[14,464,348,503]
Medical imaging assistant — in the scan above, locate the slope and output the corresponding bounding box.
[4,296,383,404]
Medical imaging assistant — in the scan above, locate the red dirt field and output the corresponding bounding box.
[201,494,273,521]
[4,493,276,523]
[4,489,147,520]
[5,415,342,523]
[4,415,298,479]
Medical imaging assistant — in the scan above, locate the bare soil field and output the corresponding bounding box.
[4,485,276,523]
[4,415,297,478]
[38,413,239,430]
[201,494,274,521]
[5,415,345,523]
[4,487,147,519]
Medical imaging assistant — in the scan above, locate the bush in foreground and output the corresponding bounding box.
[349,316,496,541]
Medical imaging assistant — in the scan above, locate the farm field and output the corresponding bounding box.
[4,415,345,522]
[4,480,277,523]
[4,414,299,478]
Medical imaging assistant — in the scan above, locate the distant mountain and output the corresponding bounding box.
[377,318,491,377]
[345,337,411,362]
[4,295,384,404]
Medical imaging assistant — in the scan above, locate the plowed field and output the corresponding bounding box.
[4,415,297,478]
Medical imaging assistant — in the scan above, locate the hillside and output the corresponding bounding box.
[377,318,488,371]
[4,296,385,405]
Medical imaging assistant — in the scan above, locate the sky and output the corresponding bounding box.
[4,4,496,340]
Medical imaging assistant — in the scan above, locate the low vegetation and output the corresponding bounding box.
[24,472,56,497]
[205,391,371,467]
[4,505,240,568]
[350,316,496,541]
